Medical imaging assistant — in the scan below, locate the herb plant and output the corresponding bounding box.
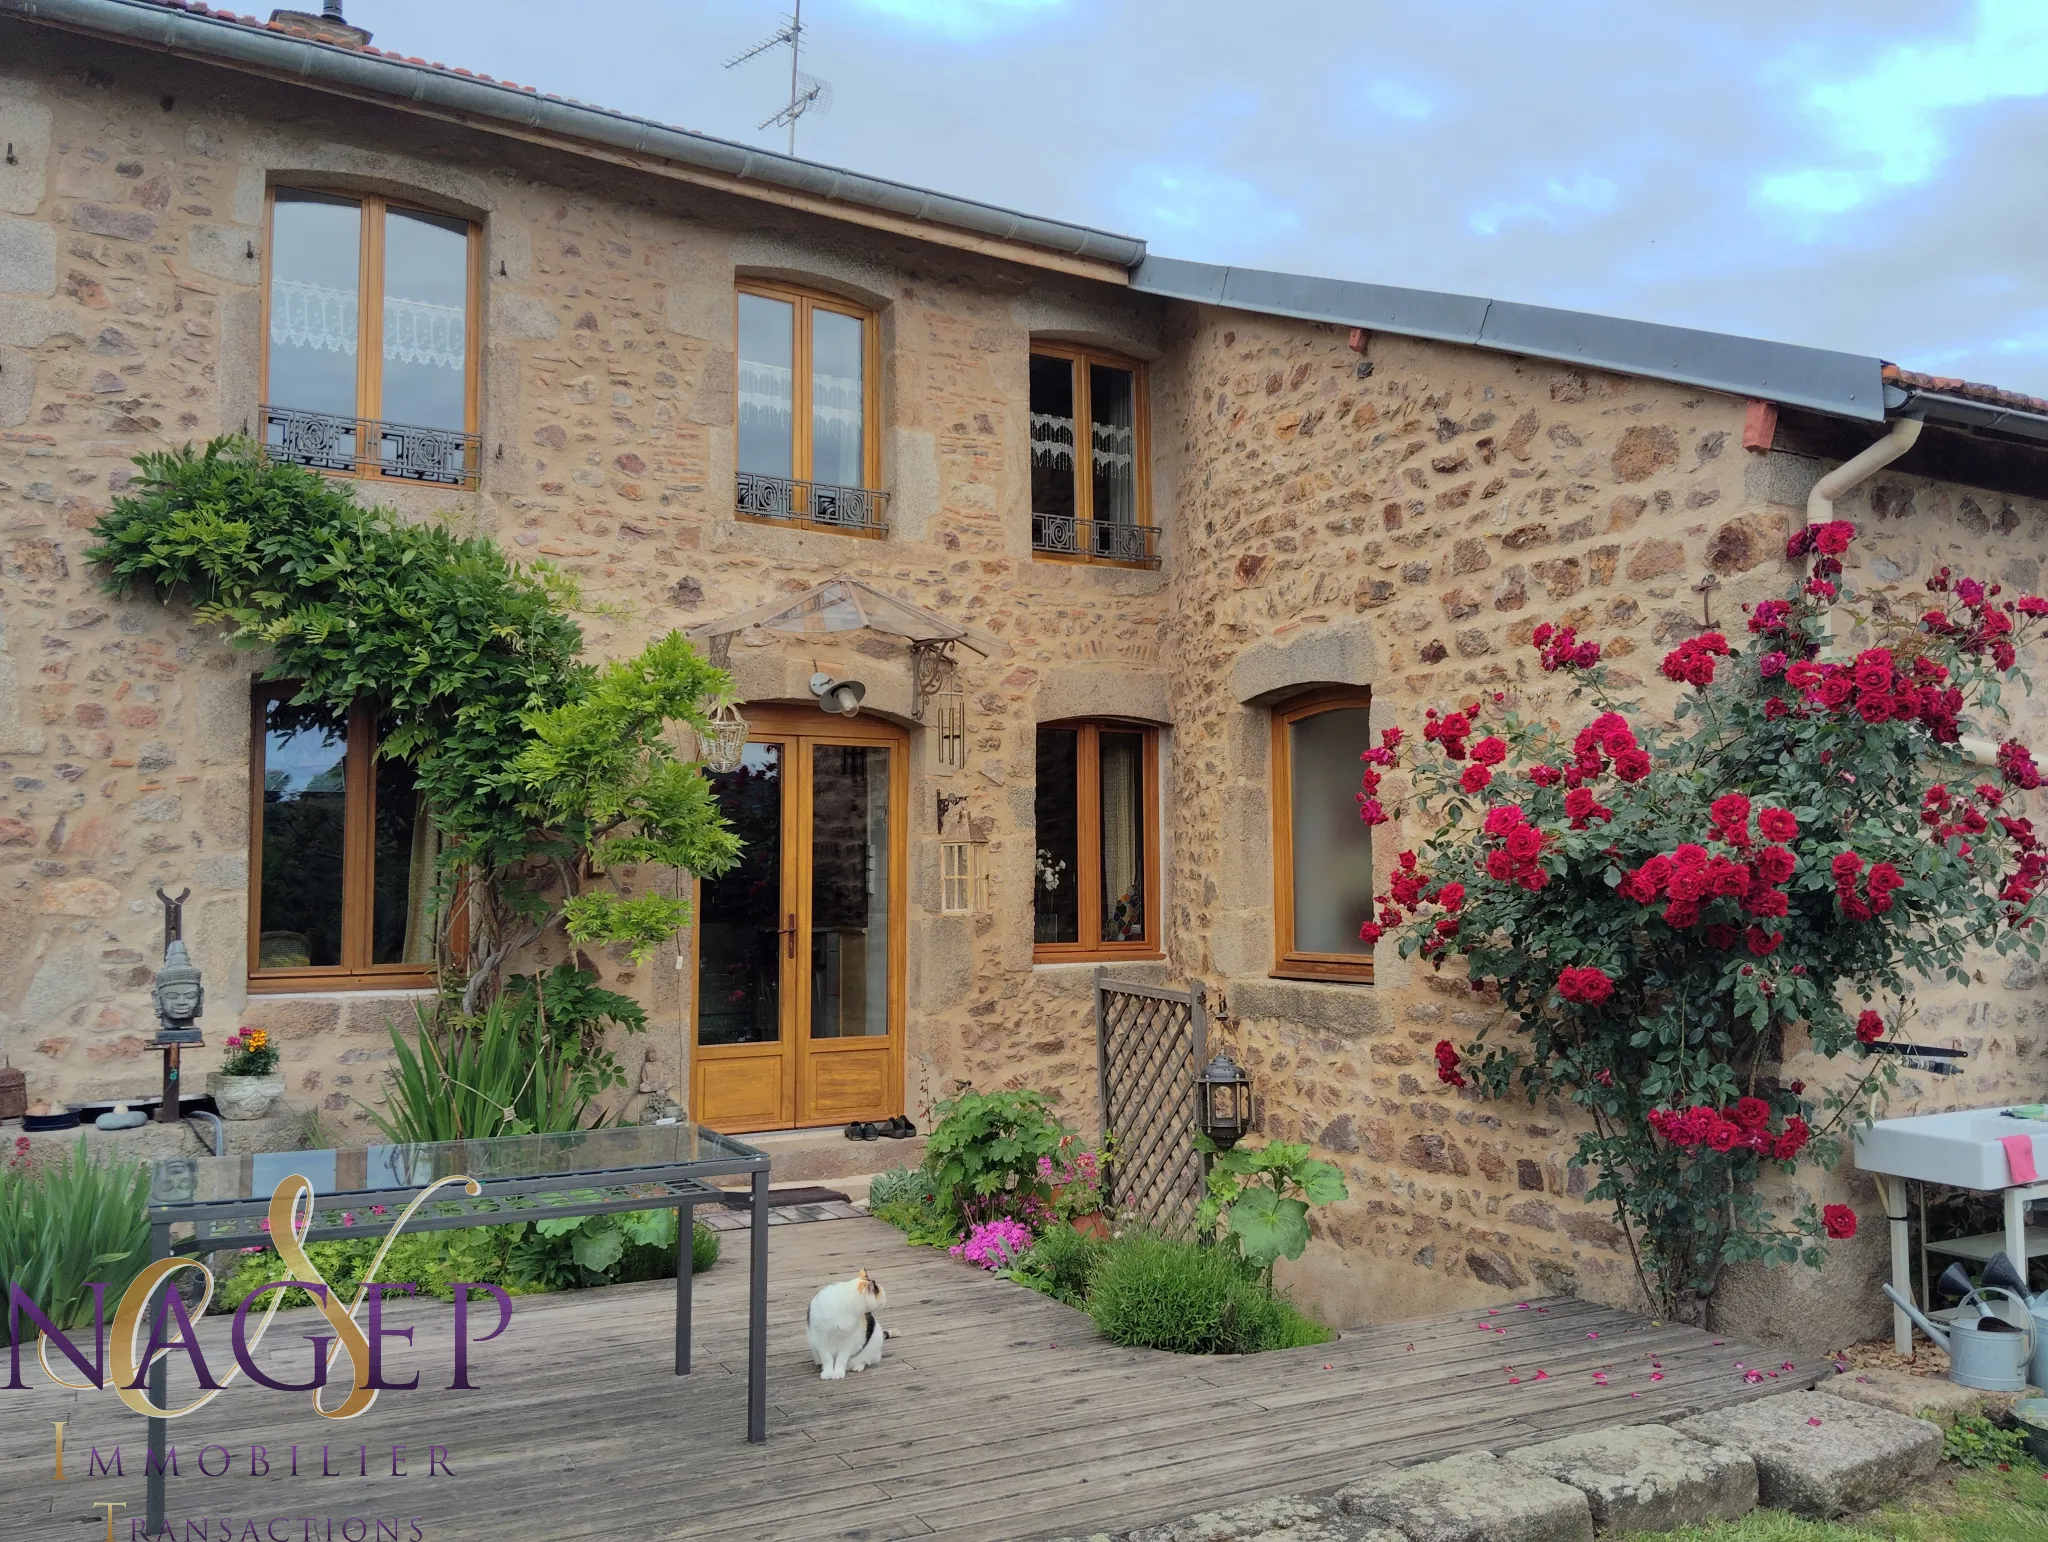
[1195,1138,1350,1273]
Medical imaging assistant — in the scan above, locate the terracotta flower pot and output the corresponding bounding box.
[1070,1212,1110,1240]
[206,1071,283,1121]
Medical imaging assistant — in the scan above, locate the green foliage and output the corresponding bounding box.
[84,439,738,998]
[363,1000,597,1144]
[211,1211,716,1311]
[1376,533,2048,1317]
[1195,1138,1349,1272]
[1085,1234,1333,1354]
[921,1088,1072,1219]
[1007,1225,1108,1307]
[500,962,647,1094]
[0,1140,150,1339]
[1650,1465,2048,1540]
[510,1209,717,1290]
[1943,1413,2034,1471]
[871,1191,962,1249]
[866,1166,933,1210]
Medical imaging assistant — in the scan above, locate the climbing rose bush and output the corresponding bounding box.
[1363,524,2047,1318]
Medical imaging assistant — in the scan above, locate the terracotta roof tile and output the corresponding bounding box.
[1883,363,2048,419]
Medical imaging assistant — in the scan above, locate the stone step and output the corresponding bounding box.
[705,1123,926,1194]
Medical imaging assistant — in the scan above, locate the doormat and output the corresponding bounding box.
[699,1187,863,1232]
[767,1186,851,1207]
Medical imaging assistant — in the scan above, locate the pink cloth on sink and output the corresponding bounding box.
[2003,1133,2040,1184]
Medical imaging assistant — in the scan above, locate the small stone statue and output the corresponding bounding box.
[150,888,204,1047]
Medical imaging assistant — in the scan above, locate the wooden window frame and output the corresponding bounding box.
[1032,720,1162,964]
[1271,687,1376,984]
[1027,342,1154,568]
[258,186,483,485]
[247,685,437,993]
[734,279,883,533]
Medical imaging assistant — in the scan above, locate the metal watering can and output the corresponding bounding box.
[1883,1260,2036,1392]
[1980,1251,2048,1392]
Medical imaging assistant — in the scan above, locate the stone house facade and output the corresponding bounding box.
[2,0,2045,1341]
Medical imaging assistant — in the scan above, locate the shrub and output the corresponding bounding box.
[0,1138,150,1338]
[871,1190,961,1249]
[1011,1225,1108,1307]
[366,999,597,1144]
[922,1087,1072,1221]
[1086,1235,1333,1355]
[866,1166,932,1210]
[1369,529,2048,1318]
[1196,1138,1348,1273]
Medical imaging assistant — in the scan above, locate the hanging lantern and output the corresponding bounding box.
[687,701,749,774]
[1196,1051,1253,1150]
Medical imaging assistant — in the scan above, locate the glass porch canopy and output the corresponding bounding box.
[687,576,999,658]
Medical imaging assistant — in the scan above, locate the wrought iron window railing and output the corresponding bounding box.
[735,470,890,536]
[260,404,481,490]
[1031,512,1161,568]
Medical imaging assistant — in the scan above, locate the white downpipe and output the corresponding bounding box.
[1806,417,1924,643]
[1805,416,1923,527]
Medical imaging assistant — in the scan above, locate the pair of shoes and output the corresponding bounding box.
[877,1115,918,1140]
[843,1121,880,1142]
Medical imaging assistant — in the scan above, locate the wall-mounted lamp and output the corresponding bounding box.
[810,673,866,718]
[1196,1050,1253,1150]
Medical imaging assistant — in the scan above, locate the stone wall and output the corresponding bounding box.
[0,25,1166,1139]
[1152,305,2048,1338]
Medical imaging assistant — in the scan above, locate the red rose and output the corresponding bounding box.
[1745,926,1782,956]
[1733,1096,1771,1130]
[1506,825,1544,861]
[1753,845,1796,884]
[1461,764,1494,793]
[1484,849,1516,880]
[1823,1204,1858,1240]
[1830,851,1865,885]
[1436,882,1466,912]
[1855,1009,1884,1044]
[1813,521,1855,556]
[1612,748,1652,782]
[1706,923,1738,950]
[1483,805,1526,837]
[1706,1120,1741,1153]
[1359,921,1384,944]
[1471,736,1508,766]
[1757,807,1798,842]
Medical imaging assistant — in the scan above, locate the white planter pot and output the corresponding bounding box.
[206,1072,284,1122]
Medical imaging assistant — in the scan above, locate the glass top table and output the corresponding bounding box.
[138,1123,773,1530]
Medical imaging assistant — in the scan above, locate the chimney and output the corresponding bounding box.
[268,2,373,48]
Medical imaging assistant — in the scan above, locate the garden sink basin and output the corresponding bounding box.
[1853,1106,2048,1189]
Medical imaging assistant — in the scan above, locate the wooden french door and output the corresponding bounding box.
[690,706,906,1131]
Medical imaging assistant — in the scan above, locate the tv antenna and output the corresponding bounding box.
[725,0,832,156]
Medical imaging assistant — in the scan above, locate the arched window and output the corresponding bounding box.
[1271,689,1376,981]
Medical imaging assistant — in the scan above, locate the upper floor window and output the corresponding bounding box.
[1271,690,1376,982]
[735,281,886,536]
[1033,722,1159,961]
[1029,346,1157,568]
[250,686,438,991]
[262,188,481,489]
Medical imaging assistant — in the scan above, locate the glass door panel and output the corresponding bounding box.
[693,742,793,1130]
[808,744,890,1039]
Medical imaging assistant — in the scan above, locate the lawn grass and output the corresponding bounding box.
[1631,1463,2048,1541]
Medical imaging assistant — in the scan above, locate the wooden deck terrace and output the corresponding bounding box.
[3,1215,1835,1542]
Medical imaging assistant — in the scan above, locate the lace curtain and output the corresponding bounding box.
[269,279,466,372]
[1099,735,1143,942]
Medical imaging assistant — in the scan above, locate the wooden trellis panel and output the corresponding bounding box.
[1094,970,1207,1233]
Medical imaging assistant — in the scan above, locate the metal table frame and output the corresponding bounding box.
[141,1134,771,1532]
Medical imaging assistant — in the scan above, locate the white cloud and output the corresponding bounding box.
[1468,172,1616,236]
[1115,164,1298,254]
[845,0,1070,42]
[1756,0,2048,215]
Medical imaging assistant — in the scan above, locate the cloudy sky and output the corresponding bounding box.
[348,0,2048,397]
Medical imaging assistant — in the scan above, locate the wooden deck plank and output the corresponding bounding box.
[0,1217,1831,1542]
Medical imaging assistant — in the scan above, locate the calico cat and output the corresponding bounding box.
[806,1267,889,1380]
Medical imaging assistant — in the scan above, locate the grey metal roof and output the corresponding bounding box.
[1131,256,1889,423]
[0,0,1147,269]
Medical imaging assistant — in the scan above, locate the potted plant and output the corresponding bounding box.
[206,1027,283,1121]
[1041,1135,1113,1240]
